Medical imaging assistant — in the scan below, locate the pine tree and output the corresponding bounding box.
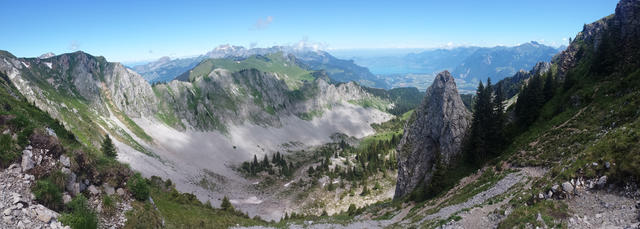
[543,73,555,102]
[465,81,488,164]
[221,196,234,211]
[488,82,506,155]
[424,152,447,199]
[251,155,259,174]
[516,74,545,126]
[262,154,269,168]
[102,134,117,158]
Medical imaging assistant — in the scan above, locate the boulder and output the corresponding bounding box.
[103,183,115,196]
[597,176,608,188]
[551,184,560,193]
[116,188,125,196]
[11,193,22,205]
[35,206,55,223]
[79,182,87,192]
[61,167,71,175]
[88,185,100,195]
[65,172,77,195]
[68,183,80,196]
[59,155,70,167]
[562,181,574,193]
[17,220,25,229]
[21,150,34,172]
[63,194,72,204]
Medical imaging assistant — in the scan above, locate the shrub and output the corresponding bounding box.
[373,182,382,190]
[102,195,116,216]
[128,173,150,201]
[347,204,357,216]
[0,134,18,168]
[124,202,163,229]
[60,195,98,229]
[49,170,67,191]
[33,179,63,211]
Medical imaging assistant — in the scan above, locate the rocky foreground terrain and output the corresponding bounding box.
[1,141,132,229]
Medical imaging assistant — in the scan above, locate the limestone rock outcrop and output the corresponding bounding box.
[394,71,470,199]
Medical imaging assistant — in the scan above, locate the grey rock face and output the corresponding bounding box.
[394,71,471,199]
[20,150,34,172]
[554,0,640,80]
[155,68,386,130]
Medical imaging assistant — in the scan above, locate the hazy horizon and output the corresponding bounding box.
[2,0,618,62]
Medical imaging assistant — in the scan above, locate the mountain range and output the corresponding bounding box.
[341,42,564,90]
[131,45,389,89]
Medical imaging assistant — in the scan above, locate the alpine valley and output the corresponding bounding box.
[0,0,639,228]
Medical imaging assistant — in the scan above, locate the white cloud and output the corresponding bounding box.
[291,37,329,51]
[251,16,274,30]
[68,40,80,51]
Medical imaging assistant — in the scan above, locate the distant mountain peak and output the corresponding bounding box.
[38,52,55,59]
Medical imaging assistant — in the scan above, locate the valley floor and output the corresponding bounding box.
[112,104,392,221]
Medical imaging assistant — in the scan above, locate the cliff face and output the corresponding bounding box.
[554,0,640,79]
[394,71,470,199]
[153,66,389,131]
[0,51,156,119]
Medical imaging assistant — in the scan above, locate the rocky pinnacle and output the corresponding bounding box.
[394,71,470,200]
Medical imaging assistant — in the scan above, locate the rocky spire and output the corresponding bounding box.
[394,71,470,199]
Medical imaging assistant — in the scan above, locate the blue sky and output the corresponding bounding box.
[0,0,619,62]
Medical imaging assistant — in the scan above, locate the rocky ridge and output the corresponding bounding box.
[394,71,470,199]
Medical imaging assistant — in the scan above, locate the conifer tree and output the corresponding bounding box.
[102,134,117,158]
[221,196,234,211]
[262,154,269,168]
[543,73,555,101]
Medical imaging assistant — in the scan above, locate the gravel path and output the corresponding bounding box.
[567,190,639,228]
[417,172,523,224]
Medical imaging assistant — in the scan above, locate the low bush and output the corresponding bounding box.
[102,195,116,217]
[128,173,150,201]
[60,195,98,229]
[33,178,63,211]
[0,134,18,168]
